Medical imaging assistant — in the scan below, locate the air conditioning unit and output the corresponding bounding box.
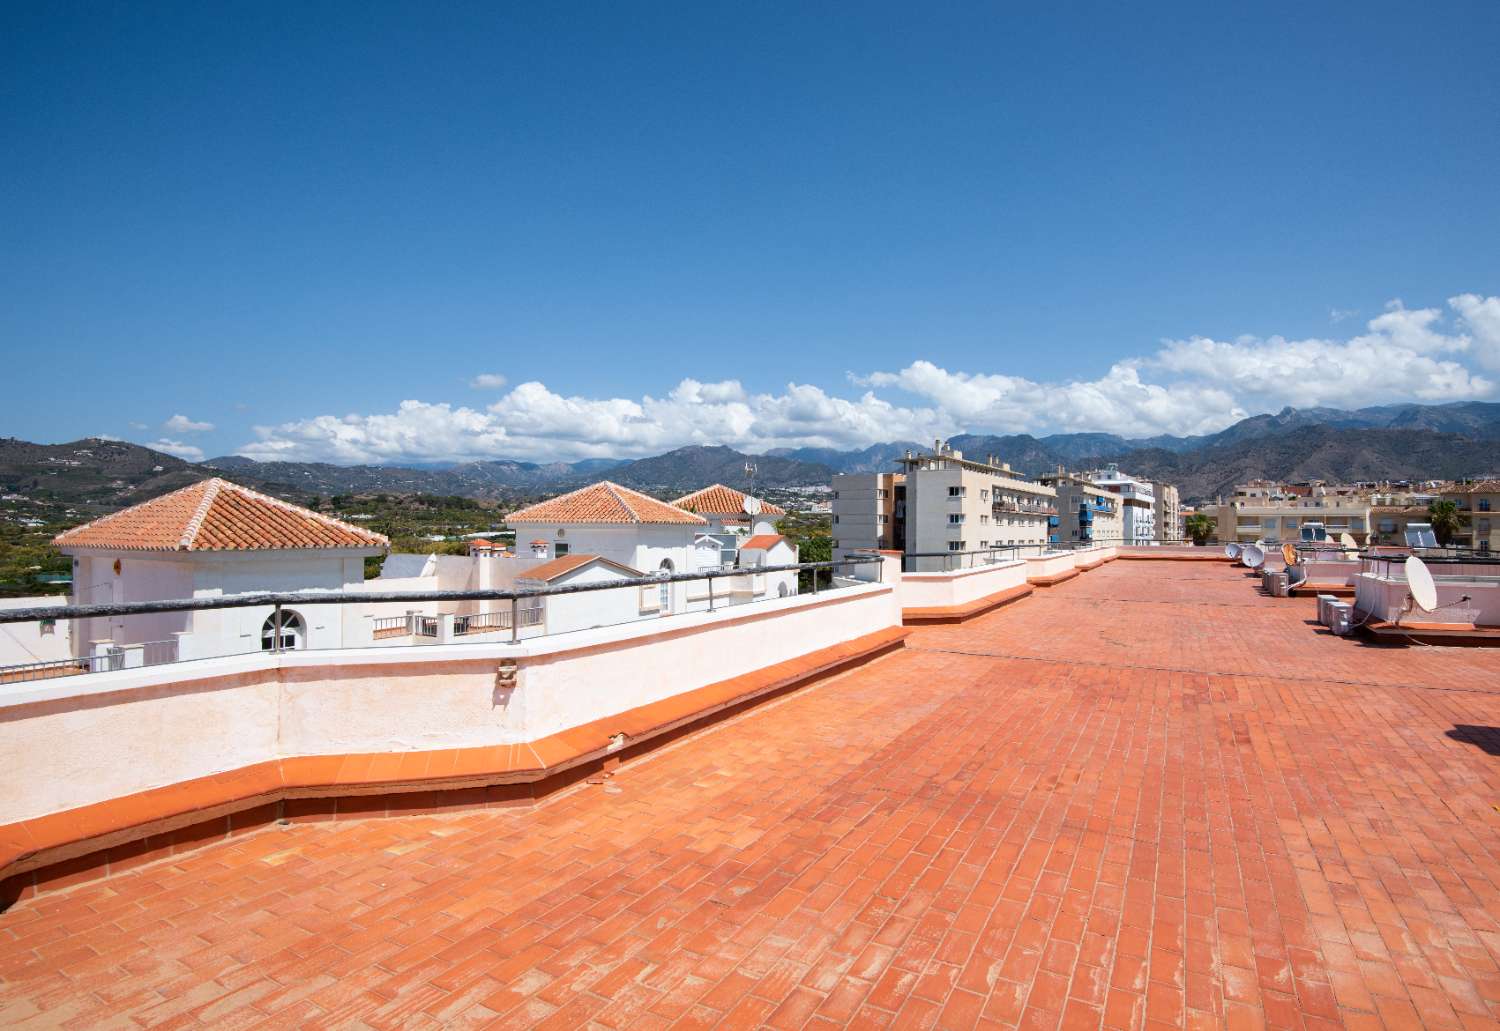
[1265,571,1289,597]
[1316,594,1337,626]
[1327,601,1353,636]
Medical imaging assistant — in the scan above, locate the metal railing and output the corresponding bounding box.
[0,557,883,683]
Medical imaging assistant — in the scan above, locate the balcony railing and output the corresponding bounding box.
[0,557,882,685]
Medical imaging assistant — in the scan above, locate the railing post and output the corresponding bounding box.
[510,597,519,644]
[707,573,715,612]
[272,603,282,654]
[812,565,819,594]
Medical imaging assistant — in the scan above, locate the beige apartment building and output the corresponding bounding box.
[1038,469,1122,545]
[1443,480,1499,553]
[1151,482,1182,542]
[834,443,1056,567]
[1211,493,1372,545]
[897,444,1056,560]
[830,472,903,562]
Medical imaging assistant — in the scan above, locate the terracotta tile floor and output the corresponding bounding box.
[3,562,1500,1029]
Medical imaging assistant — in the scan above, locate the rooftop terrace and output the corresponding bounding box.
[3,560,1499,1028]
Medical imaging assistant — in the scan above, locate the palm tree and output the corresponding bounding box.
[1184,513,1215,546]
[1427,498,1463,547]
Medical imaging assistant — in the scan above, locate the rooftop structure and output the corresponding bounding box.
[4,558,1497,1028]
[672,483,786,520]
[506,480,707,526]
[52,477,389,551]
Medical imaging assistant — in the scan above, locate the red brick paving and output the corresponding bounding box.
[2,561,1499,1029]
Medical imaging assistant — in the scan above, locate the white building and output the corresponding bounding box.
[1084,464,1156,544]
[51,478,388,664]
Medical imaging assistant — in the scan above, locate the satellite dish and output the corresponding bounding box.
[1281,543,1298,567]
[742,496,762,517]
[1338,532,1357,550]
[1224,542,1241,559]
[1404,555,1438,612]
[1242,544,1265,569]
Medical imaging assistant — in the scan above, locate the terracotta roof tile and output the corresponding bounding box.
[519,554,641,582]
[53,478,389,552]
[507,482,706,526]
[740,534,788,551]
[672,484,785,517]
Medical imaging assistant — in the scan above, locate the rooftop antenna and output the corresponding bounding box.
[744,460,756,494]
[1224,542,1242,560]
[1241,544,1266,569]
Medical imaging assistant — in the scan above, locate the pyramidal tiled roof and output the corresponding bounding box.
[53,478,390,552]
[506,482,707,525]
[672,484,786,517]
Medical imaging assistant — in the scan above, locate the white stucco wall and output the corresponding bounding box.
[0,581,900,825]
[0,596,71,666]
[898,558,1028,610]
[1025,551,1078,580]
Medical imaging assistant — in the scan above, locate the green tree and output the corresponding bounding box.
[1184,512,1215,546]
[1427,498,1463,547]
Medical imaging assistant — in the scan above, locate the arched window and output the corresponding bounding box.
[261,610,305,651]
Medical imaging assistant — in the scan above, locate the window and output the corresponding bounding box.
[980,489,989,501]
[1481,499,1492,512]
[261,610,305,651]
[947,486,965,498]
[980,514,989,524]
[554,541,570,557]
[948,513,965,524]
[947,541,966,551]
[832,515,839,524]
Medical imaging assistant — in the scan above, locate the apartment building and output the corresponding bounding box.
[1151,482,1182,542]
[897,443,1057,557]
[830,472,903,563]
[1084,464,1156,544]
[1443,480,1499,553]
[1210,494,1372,544]
[1038,469,1122,545]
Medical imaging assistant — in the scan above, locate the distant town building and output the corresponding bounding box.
[1039,469,1122,546]
[1441,480,1498,553]
[1151,481,1182,542]
[1082,464,1156,544]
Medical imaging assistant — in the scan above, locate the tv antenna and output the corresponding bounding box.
[744,460,756,491]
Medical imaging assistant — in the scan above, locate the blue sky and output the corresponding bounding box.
[4,2,1499,463]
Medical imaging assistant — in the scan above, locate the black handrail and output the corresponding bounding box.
[0,557,882,626]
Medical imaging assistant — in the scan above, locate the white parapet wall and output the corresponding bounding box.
[898,559,1028,611]
[1354,566,1500,625]
[0,581,900,826]
[1025,550,1078,581]
[0,596,72,668]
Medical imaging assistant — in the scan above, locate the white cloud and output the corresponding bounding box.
[470,373,509,389]
[128,421,148,430]
[1450,293,1500,371]
[148,439,205,462]
[237,291,1500,463]
[1151,301,1491,408]
[164,414,214,433]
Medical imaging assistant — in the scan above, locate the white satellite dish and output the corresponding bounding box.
[1242,544,1265,569]
[1224,542,1241,560]
[1404,555,1438,612]
[1338,532,1356,549]
[742,496,762,517]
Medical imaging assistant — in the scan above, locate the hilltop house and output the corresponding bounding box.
[52,478,388,664]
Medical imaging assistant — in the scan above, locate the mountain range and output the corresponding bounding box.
[3,401,1498,516]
